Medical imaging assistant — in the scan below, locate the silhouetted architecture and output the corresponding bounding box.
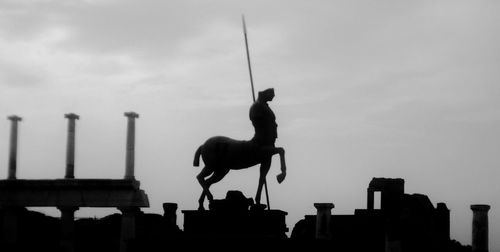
[291,178,471,252]
[64,113,79,179]
[124,112,139,180]
[182,190,288,242]
[193,88,286,210]
[0,113,150,252]
[163,202,178,227]
[0,204,183,252]
[7,115,21,180]
[367,177,404,212]
[471,204,490,252]
[0,179,149,251]
[314,203,334,240]
[0,113,484,252]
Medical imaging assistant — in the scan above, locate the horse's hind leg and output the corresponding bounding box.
[197,166,213,210]
[204,168,230,202]
[255,157,271,206]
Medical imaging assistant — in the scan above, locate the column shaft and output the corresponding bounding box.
[367,188,374,210]
[471,204,490,252]
[314,203,335,240]
[119,207,140,252]
[59,207,78,252]
[7,116,22,180]
[124,112,139,180]
[65,113,79,179]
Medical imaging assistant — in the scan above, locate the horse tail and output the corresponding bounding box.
[193,145,203,167]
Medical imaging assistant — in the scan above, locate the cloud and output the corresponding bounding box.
[1,1,500,249]
[0,59,47,87]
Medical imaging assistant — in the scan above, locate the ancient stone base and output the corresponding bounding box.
[0,179,149,252]
[182,191,288,241]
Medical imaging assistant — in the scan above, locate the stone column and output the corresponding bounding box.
[59,207,79,252]
[64,113,79,179]
[314,203,334,240]
[124,112,139,180]
[436,203,450,242]
[7,115,22,180]
[471,204,490,252]
[119,207,140,252]
[367,187,374,210]
[163,203,178,226]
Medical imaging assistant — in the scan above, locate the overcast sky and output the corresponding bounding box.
[0,0,499,249]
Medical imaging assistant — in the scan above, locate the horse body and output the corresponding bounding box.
[193,136,286,210]
[194,136,262,169]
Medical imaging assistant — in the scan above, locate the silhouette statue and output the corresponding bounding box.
[193,88,287,210]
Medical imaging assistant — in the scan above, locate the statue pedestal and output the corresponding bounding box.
[182,191,288,241]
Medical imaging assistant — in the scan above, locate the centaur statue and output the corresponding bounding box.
[193,88,287,210]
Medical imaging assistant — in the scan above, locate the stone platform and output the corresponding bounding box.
[182,191,288,240]
[0,179,149,207]
[0,179,149,252]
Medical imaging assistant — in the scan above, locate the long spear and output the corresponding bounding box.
[242,15,271,210]
[242,15,256,102]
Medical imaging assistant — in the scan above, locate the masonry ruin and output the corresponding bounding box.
[290,178,483,252]
[0,114,491,252]
[0,113,149,252]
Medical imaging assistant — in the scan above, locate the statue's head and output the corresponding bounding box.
[258,88,275,102]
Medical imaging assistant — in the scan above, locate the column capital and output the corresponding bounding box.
[7,115,22,122]
[64,113,80,120]
[314,203,335,210]
[471,204,490,212]
[124,112,139,118]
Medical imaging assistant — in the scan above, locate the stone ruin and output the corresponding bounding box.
[182,190,288,241]
[0,113,149,252]
[291,177,490,252]
[0,114,492,252]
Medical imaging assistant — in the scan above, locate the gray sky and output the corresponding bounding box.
[0,0,499,249]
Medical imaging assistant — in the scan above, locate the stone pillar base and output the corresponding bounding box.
[119,207,141,252]
[59,207,78,252]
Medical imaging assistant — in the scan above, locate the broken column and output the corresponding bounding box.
[163,203,178,226]
[367,187,374,210]
[471,204,490,252]
[436,203,450,242]
[64,113,79,179]
[314,203,334,240]
[7,115,22,180]
[124,112,139,180]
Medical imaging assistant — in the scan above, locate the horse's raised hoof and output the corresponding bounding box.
[250,203,267,211]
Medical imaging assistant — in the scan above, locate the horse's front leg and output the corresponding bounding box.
[255,158,271,206]
[276,147,286,184]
